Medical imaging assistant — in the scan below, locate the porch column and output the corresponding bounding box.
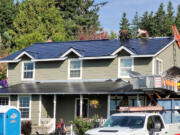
[53,95,57,130]
[137,94,141,107]
[80,95,83,117]
[107,95,111,118]
[38,95,42,126]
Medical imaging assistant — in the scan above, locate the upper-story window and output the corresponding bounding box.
[68,59,82,79]
[22,62,35,80]
[119,57,133,78]
[155,58,163,75]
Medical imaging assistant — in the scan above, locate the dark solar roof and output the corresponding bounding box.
[2,37,174,61]
[0,81,143,95]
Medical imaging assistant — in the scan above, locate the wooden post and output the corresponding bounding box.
[107,95,110,118]
[53,95,57,131]
[38,95,42,126]
[80,95,83,117]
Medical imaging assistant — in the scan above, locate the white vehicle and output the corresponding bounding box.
[85,113,180,135]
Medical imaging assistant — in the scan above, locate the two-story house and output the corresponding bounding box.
[0,37,180,134]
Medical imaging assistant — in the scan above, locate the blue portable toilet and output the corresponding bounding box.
[0,106,21,135]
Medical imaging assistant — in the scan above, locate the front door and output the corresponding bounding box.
[75,99,89,118]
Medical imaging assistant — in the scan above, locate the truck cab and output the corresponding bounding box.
[85,113,170,135]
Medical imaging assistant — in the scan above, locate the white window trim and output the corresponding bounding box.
[21,61,35,81]
[15,51,34,60]
[0,96,10,105]
[118,56,134,78]
[153,58,163,75]
[74,98,89,118]
[61,48,82,58]
[68,59,83,80]
[17,95,31,120]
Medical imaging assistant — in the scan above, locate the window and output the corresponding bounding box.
[110,96,122,115]
[69,59,82,79]
[119,57,133,78]
[155,59,163,75]
[23,62,35,80]
[0,97,9,105]
[128,96,144,107]
[19,96,31,119]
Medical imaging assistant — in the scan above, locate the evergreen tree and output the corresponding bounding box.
[175,5,180,32]
[166,1,174,36]
[148,12,156,37]
[139,11,149,30]
[132,12,139,37]
[108,31,117,39]
[119,12,130,32]
[56,0,107,39]
[11,0,67,50]
[154,3,166,36]
[0,0,18,34]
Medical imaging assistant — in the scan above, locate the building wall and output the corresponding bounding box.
[41,95,53,118]
[31,95,40,126]
[134,57,153,75]
[56,95,77,125]
[155,42,180,73]
[7,52,156,85]
[10,95,17,107]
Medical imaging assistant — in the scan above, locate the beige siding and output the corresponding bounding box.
[41,95,53,118]
[35,60,68,80]
[31,95,39,126]
[8,63,22,85]
[10,95,17,107]
[134,57,153,75]
[155,42,180,73]
[83,57,118,79]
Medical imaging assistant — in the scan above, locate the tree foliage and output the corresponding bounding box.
[0,0,19,34]
[12,0,66,43]
[56,0,107,39]
[119,12,130,33]
[119,1,180,37]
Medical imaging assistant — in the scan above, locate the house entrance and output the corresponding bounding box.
[75,99,89,118]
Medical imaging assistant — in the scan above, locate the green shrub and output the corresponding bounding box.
[72,117,93,135]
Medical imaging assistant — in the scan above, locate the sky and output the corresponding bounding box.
[96,0,180,34]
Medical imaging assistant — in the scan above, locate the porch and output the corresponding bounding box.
[0,80,153,134]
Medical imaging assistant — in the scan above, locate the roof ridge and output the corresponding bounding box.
[34,39,111,44]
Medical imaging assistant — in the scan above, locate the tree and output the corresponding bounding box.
[0,0,19,34]
[147,12,156,37]
[131,12,139,37]
[139,11,149,30]
[11,0,67,50]
[108,31,117,39]
[77,27,108,40]
[56,0,107,39]
[154,3,166,36]
[175,5,180,32]
[119,12,130,32]
[166,1,174,36]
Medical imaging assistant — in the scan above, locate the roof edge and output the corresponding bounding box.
[111,46,135,55]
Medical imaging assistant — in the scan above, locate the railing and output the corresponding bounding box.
[40,118,56,134]
[132,75,180,92]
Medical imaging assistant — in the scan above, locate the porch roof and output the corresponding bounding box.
[0,80,143,95]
